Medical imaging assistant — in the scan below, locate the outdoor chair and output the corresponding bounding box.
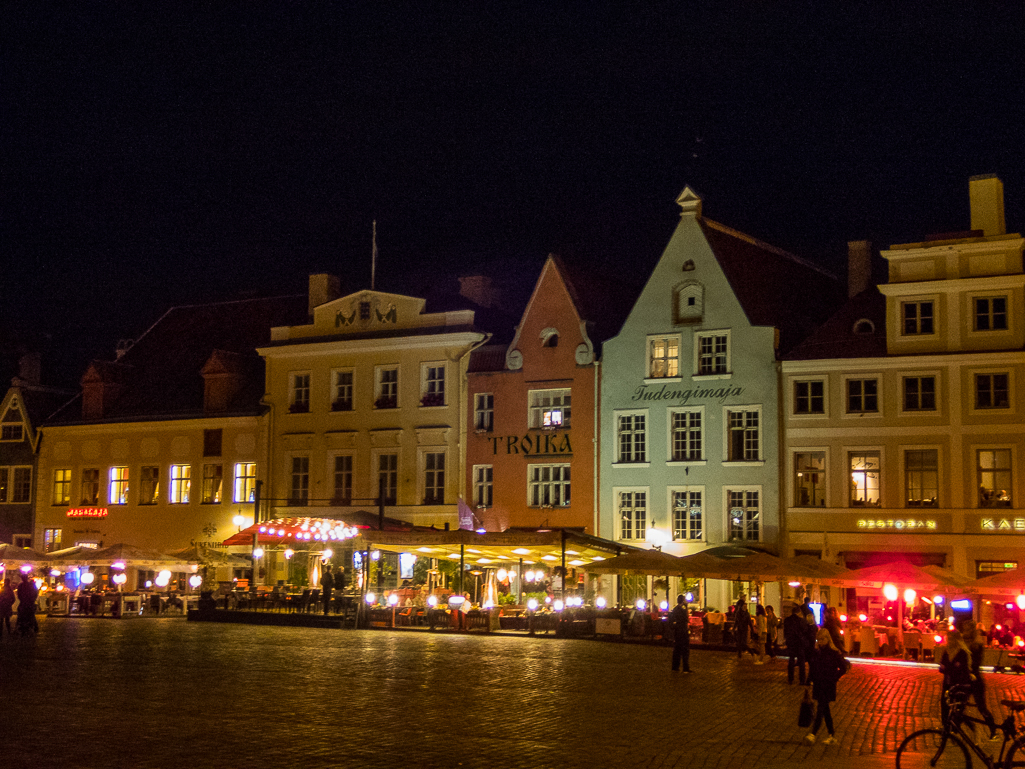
[902,631,921,660]
[859,626,880,657]
[920,632,937,662]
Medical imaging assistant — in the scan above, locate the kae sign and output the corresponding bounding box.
[487,433,572,456]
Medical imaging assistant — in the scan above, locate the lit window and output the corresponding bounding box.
[696,332,729,375]
[528,389,571,428]
[170,464,191,504]
[672,489,702,541]
[140,466,160,505]
[975,297,1008,331]
[849,452,880,507]
[903,376,936,411]
[902,301,934,335]
[847,379,878,414]
[473,465,493,508]
[109,467,129,505]
[474,393,494,432]
[977,449,1012,508]
[290,456,309,504]
[670,410,702,461]
[332,456,352,504]
[648,337,679,378]
[332,370,354,411]
[289,372,311,413]
[794,452,826,507]
[423,452,445,504]
[43,528,62,553]
[618,490,646,540]
[202,464,223,504]
[53,469,71,506]
[726,410,760,461]
[975,374,1009,409]
[728,490,760,541]
[421,364,446,407]
[905,450,938,508]
[794,381,825,414]
[233,463,256,503]
[617,413,647,463]
[528,464,570,507]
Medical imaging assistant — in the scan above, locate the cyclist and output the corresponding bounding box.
[939,629,972,725]
[961,619,1000,740]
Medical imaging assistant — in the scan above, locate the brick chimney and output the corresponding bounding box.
[847,240,873,298]
[80,361,130,420]
[309,273,341,317]
[969,174,1006,238]
[200,350,246,413]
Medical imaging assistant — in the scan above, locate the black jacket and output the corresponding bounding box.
[669,605,690,645]
[809,646,847,702]
[783,613,806,650]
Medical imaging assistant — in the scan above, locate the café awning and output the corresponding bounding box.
[586,549,690,576]
[0,543,48,567]
[965,566,1025,596]
[222,517,368,547]
[359,527,634,567]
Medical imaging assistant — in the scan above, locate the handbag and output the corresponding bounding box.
[798,689,815,728]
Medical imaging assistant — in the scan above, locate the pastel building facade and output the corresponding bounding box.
[600,188,840,608]
[782,176,1025,593]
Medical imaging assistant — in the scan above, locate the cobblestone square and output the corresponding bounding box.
[3,618,1024,769]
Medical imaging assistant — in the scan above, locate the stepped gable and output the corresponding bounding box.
[785,287,888,361]
[700,219,843,355]
[47,294,307,423]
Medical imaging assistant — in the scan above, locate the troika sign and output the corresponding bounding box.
[487,433,572,456]
[631,383,744,405]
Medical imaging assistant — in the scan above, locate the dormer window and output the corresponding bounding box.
[674,282,704,324]
[853,319,875,335]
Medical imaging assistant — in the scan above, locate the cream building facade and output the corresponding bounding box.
[257,277,488,536]
[782,176,1024,587]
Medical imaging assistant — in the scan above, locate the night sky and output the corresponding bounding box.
[3,3,1023,384]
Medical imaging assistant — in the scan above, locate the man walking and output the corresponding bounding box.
[734,595,751,660]
[668,594,691,673]
[784,605,808,685]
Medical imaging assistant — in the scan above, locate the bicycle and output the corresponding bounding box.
[896,684,1025,768]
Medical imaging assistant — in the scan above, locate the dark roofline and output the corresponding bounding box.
[702,218,838,280]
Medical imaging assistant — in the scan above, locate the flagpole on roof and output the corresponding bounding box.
[371,220,377,290]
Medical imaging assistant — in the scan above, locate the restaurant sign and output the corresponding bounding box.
[981,518,1025,532]
[488,433,572,456]
[857,518,936,531]
[67,507,108,519]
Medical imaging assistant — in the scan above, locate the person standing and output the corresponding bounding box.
[804,628,848,745]
[784,605,808,685]
[765,605,780,661]
[16,574,39,634]
[939,629,974,727]
[823,606,846,654]
[0,580,14,636]
[668,594,691,673]
[752,604,768,664]
[320,565,334,615]
[734,597,751,660]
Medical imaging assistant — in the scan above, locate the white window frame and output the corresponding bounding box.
[0,466,32,504]
[0,423,24,442]
[528,388,571,429]
[646,334,681,380]
[669,486,704,542]
[375,366,399,409]
[792,379,826,416]
[614,409,649,466]
[615,488,647,541]
[289,371,311,413]
[972,294,1009,333]
[976,446,1013,509]
[725,486,761,543]
[289,455,310,505]
[972,370,1012,412]
[902,446,940,509]
[667,406,704,464]
[473,464,493,508]
[109,466,129,505]
[420,362,446,407]
[474,393,494,432]
[527,463,570,508]
[331,368,355,411]
[374,451,399,504]
[694,330,731,379]
[844,376,881,416]
[169,464,191,505]
[849,449,882,508]
[723,405,762,464]
[233,462,256,503]
[421,450,446,504]
[330,454,353,504]
[900,299,936,336]
[792,450,827,508]
[901,373,939,413]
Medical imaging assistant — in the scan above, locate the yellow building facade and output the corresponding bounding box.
[782,176,1025,581]
[257,278,487,533]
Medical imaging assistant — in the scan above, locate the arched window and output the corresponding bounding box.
[852,319,875,335]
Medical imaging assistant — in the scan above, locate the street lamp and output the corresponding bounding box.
[233,513,244,532]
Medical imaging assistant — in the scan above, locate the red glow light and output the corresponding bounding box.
[66,507,108,518]
[839,614,847,622]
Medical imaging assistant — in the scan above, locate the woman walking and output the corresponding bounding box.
[804,628,848,745]
[765,605,780,661]
[753,604,767,664]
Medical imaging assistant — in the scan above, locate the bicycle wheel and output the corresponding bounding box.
[1005,736,1025,768]
[896,729,970,769]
